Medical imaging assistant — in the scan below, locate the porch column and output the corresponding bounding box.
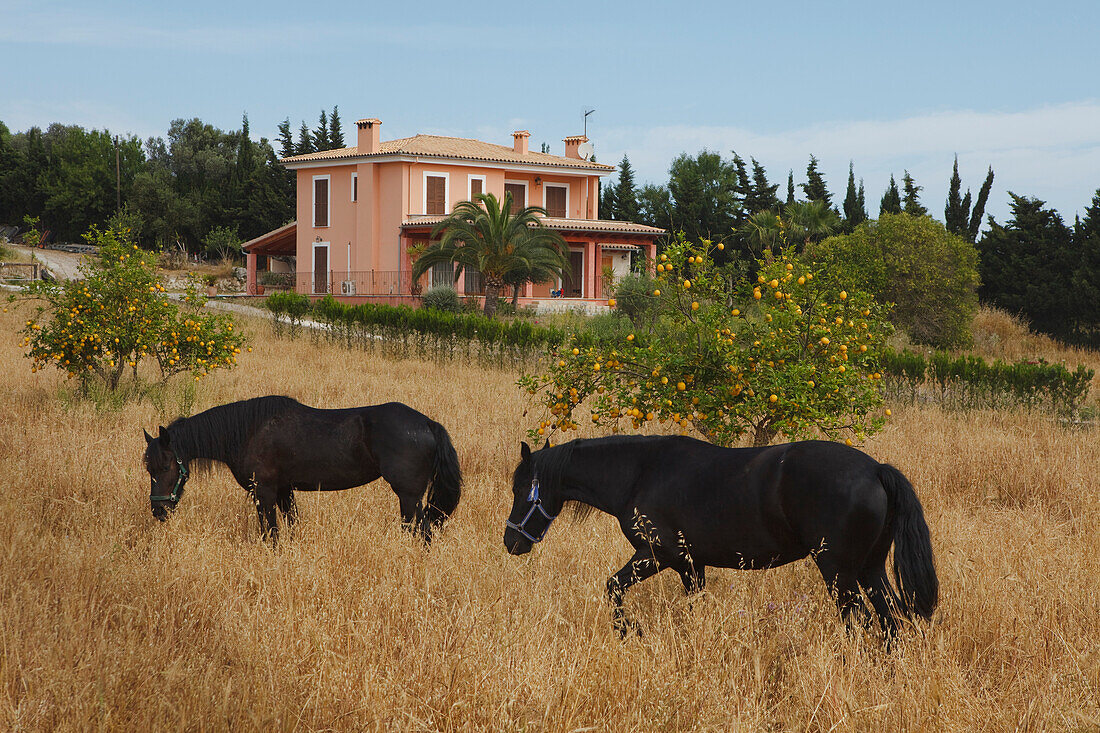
[585,240,597,300]
[246,251,258,295]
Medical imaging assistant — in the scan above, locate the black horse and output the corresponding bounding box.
[143,395,462,542]
[504,435,937,640]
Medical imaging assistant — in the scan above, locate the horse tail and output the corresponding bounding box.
[878,463,939,620]
[423,419,462,527]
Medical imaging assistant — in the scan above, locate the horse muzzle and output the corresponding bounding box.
[150,502,176,521]
[503,527,533,555]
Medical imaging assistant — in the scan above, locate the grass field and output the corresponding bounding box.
[1,304,1098,731]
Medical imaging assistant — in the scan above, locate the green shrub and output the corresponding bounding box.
[807,213,980,349]
[613,273,658,324]
[422,285,461,313]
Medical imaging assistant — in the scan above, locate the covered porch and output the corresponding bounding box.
[242,221,296,296]
[400,216,664,311]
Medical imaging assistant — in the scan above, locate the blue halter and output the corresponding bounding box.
[505,477,558,543]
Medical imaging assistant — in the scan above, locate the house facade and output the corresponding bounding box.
[244,118,664,309]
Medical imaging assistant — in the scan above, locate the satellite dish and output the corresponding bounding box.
[577,141,595,161]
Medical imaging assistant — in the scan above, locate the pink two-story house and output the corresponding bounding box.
[243,118,663,308]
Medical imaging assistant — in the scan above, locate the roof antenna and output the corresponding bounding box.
[583,109,595,138]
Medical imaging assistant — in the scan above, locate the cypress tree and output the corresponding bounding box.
[296,121,314,155]
[277,118,295,159]
[879,175,902,215]
[842,162,866,230]
[600,183,617,220]
[857,180,866,221]
[901,171,927,216]
[613,154,639,223]
[313,110,330,151]
[945,156,967,234]
[968,166,995,242]
[786,171,796,206]
[329,106,345,148]
[800,155,832,207]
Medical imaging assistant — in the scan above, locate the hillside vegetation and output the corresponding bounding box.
[1,306,1098,730]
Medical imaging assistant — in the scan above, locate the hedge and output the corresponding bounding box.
[881,348,1093,416]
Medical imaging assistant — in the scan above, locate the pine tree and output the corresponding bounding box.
[978,193,1078,341]
[800,155,832,207]
[277,118,295,159]
[313,110,330,151]
[1070,190,1100,345]
[731,153,750,229]
[614,154,639,223]
[945,156,967,234]
[786,171,796,206]
[842,162,867,230]
[743,158,779,216]
[901,171,927,216]
[879,175,902,215]
[540,142,550,154]
[968,167,995,242]
[296,121,314,155]
[329,106,344,148]
[600,183,617,220]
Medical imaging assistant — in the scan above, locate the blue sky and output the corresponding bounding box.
[3,0,1100,224]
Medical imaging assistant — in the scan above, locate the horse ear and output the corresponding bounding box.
[542,438,550,450]
[520,442,531,462]
[143,429,154,445]
[158,426,170,447]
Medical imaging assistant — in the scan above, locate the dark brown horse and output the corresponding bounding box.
[144,396,461,542]
[504,435,937,641]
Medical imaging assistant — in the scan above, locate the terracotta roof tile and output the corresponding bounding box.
[401,215,665,236]
[282,134,614,171]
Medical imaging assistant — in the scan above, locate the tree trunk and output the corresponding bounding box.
[483,279,504,318]
[752,420,776,447]
[511,283,520,306]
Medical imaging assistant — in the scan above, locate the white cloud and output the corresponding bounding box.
[598,101,1100,223]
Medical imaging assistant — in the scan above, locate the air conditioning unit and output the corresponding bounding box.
[341,280,356,295]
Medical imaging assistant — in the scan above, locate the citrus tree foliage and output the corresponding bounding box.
[17,226,248,391]
[520,237,892,447]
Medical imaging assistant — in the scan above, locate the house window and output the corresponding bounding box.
[426,174,447,215]
[504,181,526,214]
[464,266,483,295]
[312,243,329,294]
[431,262,455,287]
[469,175,485,200]
[351,173,358,202]
[313,176,330,227]
[545,184,567,218]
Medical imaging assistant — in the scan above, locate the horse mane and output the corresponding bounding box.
[531,440,597,521]
[165,395,300,472]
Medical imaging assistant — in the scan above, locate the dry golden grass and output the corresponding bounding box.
[2,305,1099,731]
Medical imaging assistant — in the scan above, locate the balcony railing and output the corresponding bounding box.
[298,270,418,296]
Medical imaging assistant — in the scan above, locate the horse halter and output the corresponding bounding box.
[150,456,189,503]
[506,477,558,543]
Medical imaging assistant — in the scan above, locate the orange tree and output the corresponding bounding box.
[16,225,248,392]
[519,236,893,447]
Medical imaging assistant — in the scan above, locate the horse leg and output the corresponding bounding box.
[277,488,298,529]
[678,564,706,595]
[396,491,426,541]
[860,569,900,645]
[813,553,868,629]
[607,550,663,638]
[254,485,280,544]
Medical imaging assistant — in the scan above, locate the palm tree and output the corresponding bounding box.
[412,192,570,317]
[783,199,841,251]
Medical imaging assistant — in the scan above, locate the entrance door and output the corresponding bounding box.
[313,244,329,294]
[561,249,584,298]
[601,254,613,297]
